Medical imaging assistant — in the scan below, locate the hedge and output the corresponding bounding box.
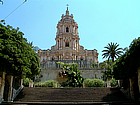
[34,80,59,88]
[84,79,105,87]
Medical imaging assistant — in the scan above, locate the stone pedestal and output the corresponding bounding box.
[106,80,111,87]
[8,75,13,101]
[29,80,34,87]
[137,67,140,93]
[129,75,139,101]
[0,72,6,101]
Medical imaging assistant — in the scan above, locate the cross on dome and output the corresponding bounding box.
[66,4,69,15]
[66,4,69,10]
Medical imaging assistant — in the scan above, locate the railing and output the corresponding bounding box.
[120,88,131,100]
[11,85,24,101]
[0,97,3,104]
[40,60,100,70]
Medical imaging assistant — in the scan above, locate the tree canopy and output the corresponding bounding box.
[113,37,140,79]
[0,23,40,79]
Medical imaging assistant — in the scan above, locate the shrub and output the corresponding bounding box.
[34,80,58,88]
[23,78,30,87]
[110,78,118,87]
[34,82,43,87]
[84,78,105,87]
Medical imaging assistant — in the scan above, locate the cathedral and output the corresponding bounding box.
[38,6,99,69]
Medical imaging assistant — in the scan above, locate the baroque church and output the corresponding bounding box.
[38,6,98,69]
[38,6,102,81]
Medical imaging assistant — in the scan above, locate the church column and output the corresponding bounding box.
[77,40,80,51]
[73,27,75,34]
[61,39,63,49]
[72,39,74,49]
[63,25,65,32]
[75,40,77,50]
[60,39,61,48]
[70,39,72,48]
[56,40,58,49]
[76,27,78,34]
[63,39,65,48]
[58,39,60,49]
[74,40,75,50]
[69,26,71,33]
[70,26,72,33]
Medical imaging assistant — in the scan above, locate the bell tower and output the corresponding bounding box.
[55,5,80,60]
[38,5,98,65]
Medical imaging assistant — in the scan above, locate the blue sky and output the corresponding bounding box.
[1,0,140,62]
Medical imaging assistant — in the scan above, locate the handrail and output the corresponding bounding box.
[0,97,4,104]
[11,85,24,101]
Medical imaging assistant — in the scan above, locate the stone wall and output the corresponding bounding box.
[40,68,104,82]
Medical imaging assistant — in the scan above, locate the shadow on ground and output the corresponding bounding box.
[101,89,134,104]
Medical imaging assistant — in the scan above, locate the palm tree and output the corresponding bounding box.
[102,42,123,62]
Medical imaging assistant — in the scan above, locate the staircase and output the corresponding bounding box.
[12,87,131,105]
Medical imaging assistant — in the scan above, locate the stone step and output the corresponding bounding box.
[14,87,129,104]
[4,101,133,105]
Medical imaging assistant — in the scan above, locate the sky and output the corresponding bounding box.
[1,0,140,62]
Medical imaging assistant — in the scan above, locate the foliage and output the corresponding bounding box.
[110,78,118,87]
[113,37,140,79]
[102,42,124,62]
[23,78,30,87]
[99,61,108,69]
[0,23,40,78]
[100,60,114,81]
[84,78,105,87]
[34,80,58,88]
[91,62,99,68]
[57,62,84,87]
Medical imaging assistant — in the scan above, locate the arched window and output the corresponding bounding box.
[65,42,69,47]
[66,27,69,32]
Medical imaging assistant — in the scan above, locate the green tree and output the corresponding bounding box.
[102,42,123,62]
[113,37,140,101]
[0,23,40,79]
[113,37,140,79]
[57,62,84,87]
[99,60,114,81]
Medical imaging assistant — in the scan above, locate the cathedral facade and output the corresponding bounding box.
[38,7,98,69]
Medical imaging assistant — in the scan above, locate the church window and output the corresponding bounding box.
[65,42,69,47]
[66,27,69,32]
